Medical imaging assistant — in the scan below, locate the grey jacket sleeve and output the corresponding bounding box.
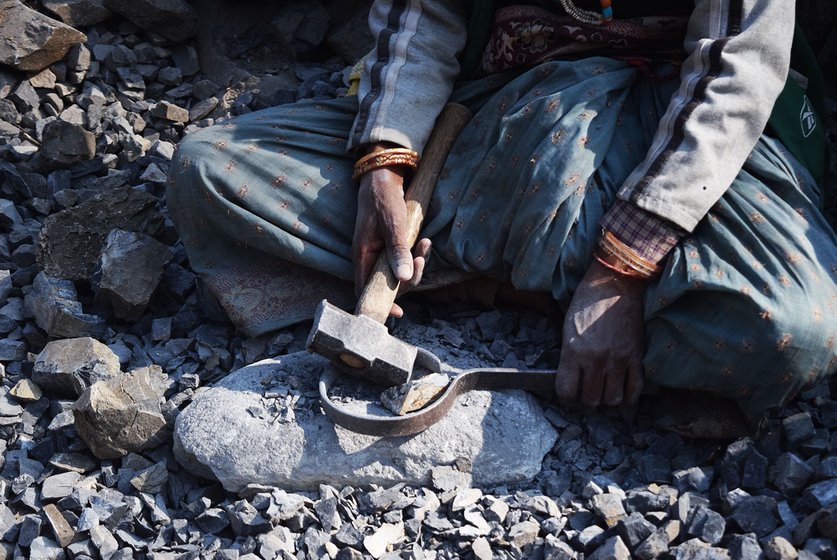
[614,0,795,232]
[347,0,470,154]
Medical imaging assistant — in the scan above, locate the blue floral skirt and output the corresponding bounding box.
[167,58,837,417]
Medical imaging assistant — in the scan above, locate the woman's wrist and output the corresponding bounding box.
[353,143,419,182]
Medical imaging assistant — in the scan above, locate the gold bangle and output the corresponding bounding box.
[594,250,650,280]
[597,230,661,279]
[352,148,420,182]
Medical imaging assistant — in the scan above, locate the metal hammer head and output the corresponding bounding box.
[307,300,440,386]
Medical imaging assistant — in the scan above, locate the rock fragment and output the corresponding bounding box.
[0,0,87,71]
[472,536,493,560]
[225,500,271,536]
[73,365,168,459]
[363,522,404,559]
[17,514,42,547]
[41,471,82,500]
[37,186,164,281]
[49,452,97,474]
[773,452,814,495]
[509,520,540,548]
[0,387,25,422]
[28,536,66,560]
[687,505,726,545]
[803,479,837,509]
[29,68,57,89]
[25,273,107,339]
[94,229,172,321]
[89,524,118,559]
[380,372,449,415]
[103,0,197,42]
[591,493,626,528]
[151,100,190,123]
[33,337,121,398]
[731,496,779,537]
[41,0,113,26]
[783,412,815,444]
[589,535,631,560]
[43,503,74,547]
[10,379,42,402]
[40,120,96,166]
[130,461,168,494]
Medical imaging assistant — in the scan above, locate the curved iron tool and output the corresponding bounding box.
[319,367,557,437]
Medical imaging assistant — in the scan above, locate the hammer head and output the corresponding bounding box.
[307,300,439,386]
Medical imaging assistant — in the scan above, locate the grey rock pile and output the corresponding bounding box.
[0,0,835,559]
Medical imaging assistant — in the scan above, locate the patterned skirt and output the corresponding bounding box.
[167,57,837,417]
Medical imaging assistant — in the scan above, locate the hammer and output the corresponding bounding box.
[307,103,472,386]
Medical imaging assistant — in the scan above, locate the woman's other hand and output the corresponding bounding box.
[554,260,646,407]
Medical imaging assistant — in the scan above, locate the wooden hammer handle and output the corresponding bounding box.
[355,103,472,323]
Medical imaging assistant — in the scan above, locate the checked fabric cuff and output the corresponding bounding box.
[600,200,685,265]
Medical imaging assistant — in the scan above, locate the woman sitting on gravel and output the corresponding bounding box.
[167,0,837,429]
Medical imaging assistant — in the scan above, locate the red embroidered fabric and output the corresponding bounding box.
[480,5,687,75]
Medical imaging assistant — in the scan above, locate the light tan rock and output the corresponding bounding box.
[380,372,449,415]
[10,379,42,402]
[73,366,168,459]
[43,503,75,547]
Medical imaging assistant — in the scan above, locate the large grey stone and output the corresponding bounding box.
[103,0,197,42]
[0,0,87,72]
[174,350,557,492]
[33,337,121,398]
[73,365,168,459]
[42,0,113,27]
[37,187,164,282]
[24,273,108,339]
[95,229,172,321]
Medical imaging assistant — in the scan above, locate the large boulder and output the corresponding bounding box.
[0,0,87,72]
[36,187,164,282]
[103,0,197,42]
[174,351,557,492]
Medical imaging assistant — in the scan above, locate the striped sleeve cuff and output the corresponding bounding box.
[600,201,685,264]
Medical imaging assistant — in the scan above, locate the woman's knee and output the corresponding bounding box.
[751,294,836,383]
[644,286,836,417]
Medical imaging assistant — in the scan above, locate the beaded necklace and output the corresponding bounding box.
[557,0,613,25]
